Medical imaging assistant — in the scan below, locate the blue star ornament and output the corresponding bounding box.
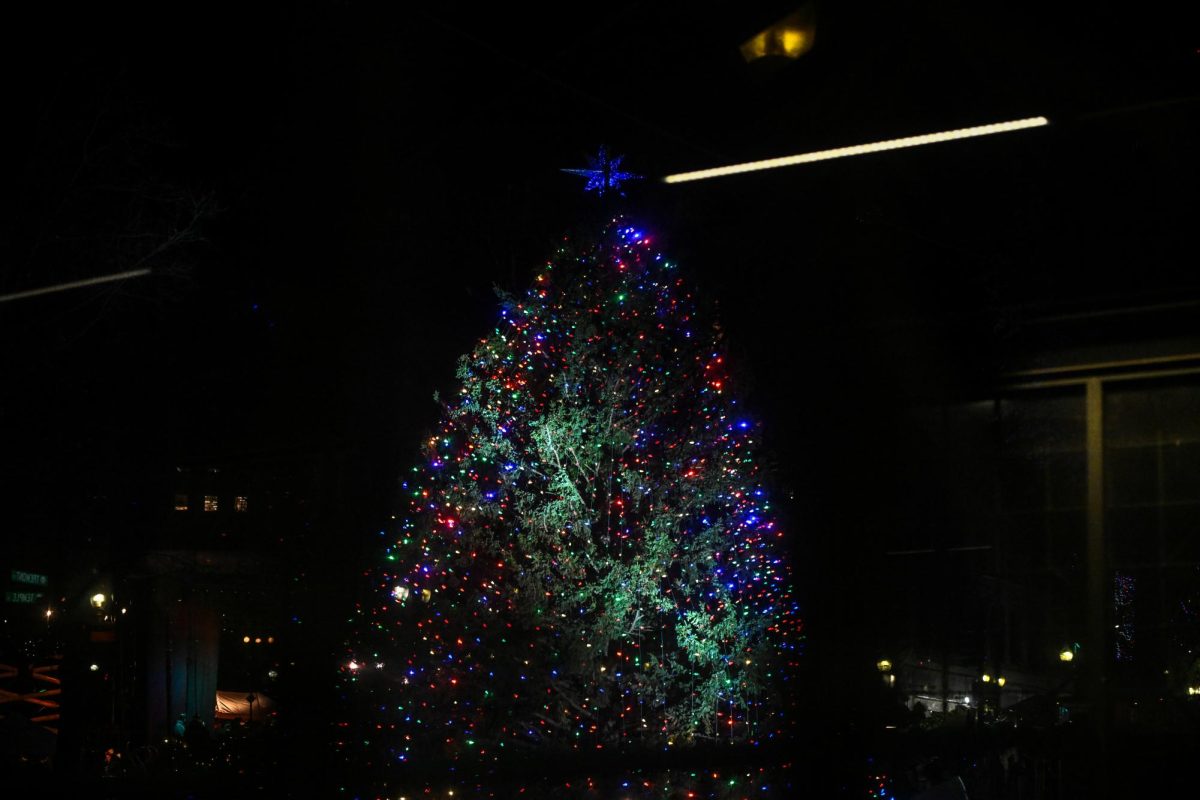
[561,147,641,196]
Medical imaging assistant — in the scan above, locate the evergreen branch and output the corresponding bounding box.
[549,679,596,720]
[530,711,571,733]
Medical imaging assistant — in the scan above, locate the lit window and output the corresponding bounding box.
[739,5,817,63]
[203,495,219,512]
[174,494,189,512]
[234,495,248,513]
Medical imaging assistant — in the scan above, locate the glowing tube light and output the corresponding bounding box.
[662,116,1049,184]
[0,268,151,304]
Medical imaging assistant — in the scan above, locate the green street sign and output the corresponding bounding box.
[11,570,48,587]
[5,590,45,604]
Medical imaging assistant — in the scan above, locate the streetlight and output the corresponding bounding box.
[90,593,108,609]
[1059,649,1075,663]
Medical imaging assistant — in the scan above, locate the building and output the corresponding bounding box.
[878,300,1200,727]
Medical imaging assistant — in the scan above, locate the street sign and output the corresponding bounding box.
[11,570,48,587]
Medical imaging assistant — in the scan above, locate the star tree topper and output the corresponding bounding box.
[561,146,641,196]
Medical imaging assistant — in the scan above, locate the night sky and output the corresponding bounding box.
[3,2,1198,707]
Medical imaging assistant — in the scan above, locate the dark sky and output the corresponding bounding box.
[3,3,1198,638]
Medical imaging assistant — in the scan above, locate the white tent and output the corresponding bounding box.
[214,690,275,721]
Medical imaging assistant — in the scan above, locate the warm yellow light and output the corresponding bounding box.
[1059,649,1075,662]
[255,637,262,644]
[780,29,808,55]
[45,608,54,619]
[876,659,892,672]
[243,636,251,644]
[267,636,274,644]
[981,673,991,683]
[741,35,766,60]
[997,676,1006,687]
[740,28,810,60]
[0,268,151,304]
[739,7,816,62]
[90,593,107,609]
[663,117,1049,184]
[1188,687,1200,696]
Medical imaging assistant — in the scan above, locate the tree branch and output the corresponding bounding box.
[549,679,596,720]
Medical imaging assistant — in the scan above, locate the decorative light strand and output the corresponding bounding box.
[339,219,802,768]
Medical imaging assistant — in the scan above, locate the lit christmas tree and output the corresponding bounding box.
[342,218,801,769]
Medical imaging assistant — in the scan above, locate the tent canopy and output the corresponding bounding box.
[214,690,275,720]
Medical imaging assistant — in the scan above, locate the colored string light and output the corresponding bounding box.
[340,218,802,770]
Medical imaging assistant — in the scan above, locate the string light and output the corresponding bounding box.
[341,218,801,767]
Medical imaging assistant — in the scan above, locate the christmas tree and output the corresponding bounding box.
[342,218,801,768]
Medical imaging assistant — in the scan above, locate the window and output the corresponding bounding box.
[890,390,1087,673]
[174,494,189,512]
[1105,379,1200,677]
[204,495,219,512]
[235,496,248,513]
[739,5,817,62]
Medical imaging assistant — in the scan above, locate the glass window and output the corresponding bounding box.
[887,390,1086,674]
[203,495,219,512]
[1105,379,1200,684]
